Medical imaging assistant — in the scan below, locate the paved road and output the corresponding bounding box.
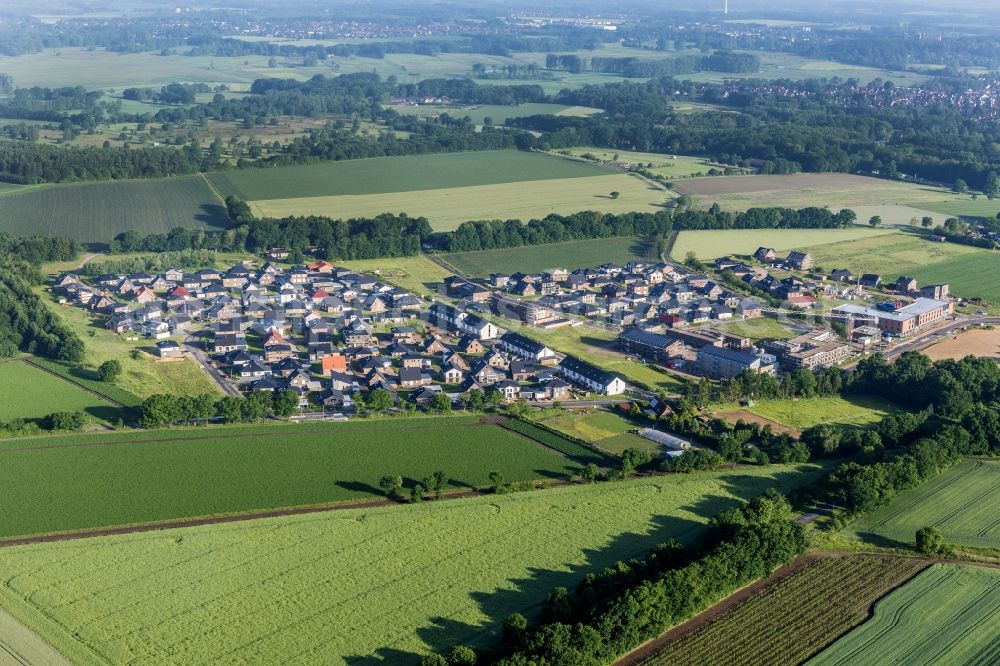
[183,338,242,397]
[844,316,1000,369]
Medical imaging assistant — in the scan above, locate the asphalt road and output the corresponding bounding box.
[183,338,242,397]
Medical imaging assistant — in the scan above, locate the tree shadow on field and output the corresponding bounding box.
[85,404,125,423]
[335,480,382,496]
[855,531,912,551]
[196,203,231,230]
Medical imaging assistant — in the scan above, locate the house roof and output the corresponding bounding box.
[559,356,621,387]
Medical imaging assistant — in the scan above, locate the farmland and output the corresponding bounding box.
[674,173,965,221]
[535,410,658,456]
[809,564,1000,666]
[0,416,580,538]
[384,103,601,125]
[845,460,1000,550]
[443,235,659,277]
[558,148,726,179]
[0,360,118,424]
[0,175,226,243]
[671,227,895,261]
[207,151,609,201]
[0,464,829,664]
[803,232,1000,303]
[246,173,665,232]
[642,556,926,666]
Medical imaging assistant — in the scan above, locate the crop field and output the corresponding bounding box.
[207,151,609,201]
[248,173,667,232]
[809,564,1000,666]
[0,175,226,243]
[559,148,724,179]
[845,460,1000,550]
[0,47,331,89]
[923,327,1000,362]
[0,464,828,664]
[675,173,963,217]
[535,410,657,455]
[38,288,222,399]
[803,232,1000,302]
[670,227,895,260]
[643,556,926,666]
[0,361,117,424]
[443,235,659,277]
[0,416,583,538]
[920,198,1000,219]
[681,52,926,86]
[715,395,898,433]
[384,103,601,125]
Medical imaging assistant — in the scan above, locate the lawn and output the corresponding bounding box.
[559,148,723,179]
[247,173,667,232]
[0,416,580,538]
[643,556,926,666]
[808,565,1000,666]
[37,288,222,399]
[845,460,1000,550]
[207,150,611,201]
[0,175,227,243]
[444,235,659,277]
[713,317,798,341]
[0,464,828,664]
[671,227,895,260]
[803,232,1000,302]
[0,360,118,424]
[537,410,658,456]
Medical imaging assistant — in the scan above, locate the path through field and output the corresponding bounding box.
[0,605,70,666]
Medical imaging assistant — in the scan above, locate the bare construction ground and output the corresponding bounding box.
[922,327,1000,362]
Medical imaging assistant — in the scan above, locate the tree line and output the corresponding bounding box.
[0,260,84,362]
[550,50,760,78]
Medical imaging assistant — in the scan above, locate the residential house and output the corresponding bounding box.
[559,356,626,396]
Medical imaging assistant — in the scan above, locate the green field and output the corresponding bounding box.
[0,175,226,243]
[920,198,1000,219]
[560,148,724,179]
[444,235,659,277]
[536,410,657,455]
[746,395,899,431]
[713,317,798,341]
[803,232,1000,302]
[643,556,926,666]
[0,416,581,538]
[846,460,1000,550]
[671,227,896,260]
[385,103,601,125]
[248,173,667,232]
[207,150,610,201]
[0,464,828,664]
[809,564,1000,666]
[0,361,117,424]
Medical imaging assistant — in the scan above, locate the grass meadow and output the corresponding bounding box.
[670,227,895,260]
[845,460,1000,550]
[443,235,659,277]
[808,565,1000,666]
[559,148,722,179]
[38,288,222,399]
[247,173,665,231]
[207,150,609,201]
[536,410,658,455]
[0,464,828,664]
[0,175,226,243]
[643,556,927,666]
[0,361,117,424]
[746,395,899,431]
[0,416,577,538]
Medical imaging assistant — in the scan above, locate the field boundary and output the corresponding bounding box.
[199,171,228,205]
[20,358,129,409]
